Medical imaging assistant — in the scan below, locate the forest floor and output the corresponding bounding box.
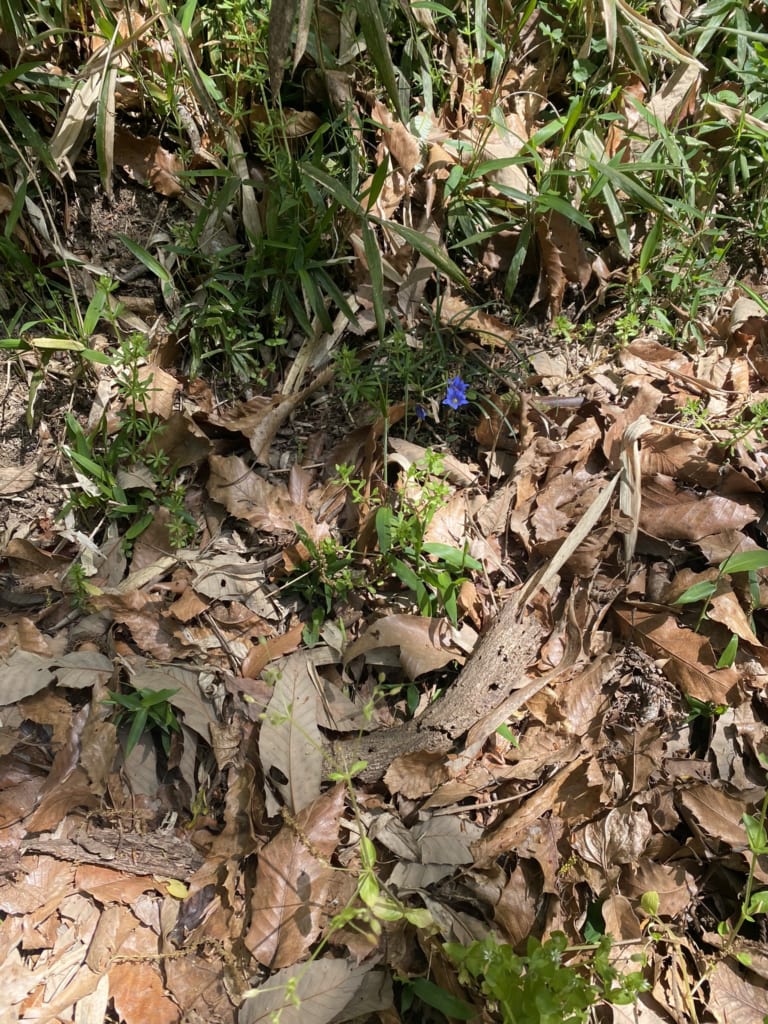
[2,3,768,1023]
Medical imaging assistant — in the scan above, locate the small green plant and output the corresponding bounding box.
[673,549,768,667]
[374,449,482,624]
[445,932,648,1024]
[718,758,768,962]
[103,686,181,757]
[283,526,359,645]
[285,451,481,631]
[684,695,728,724]
[682,396,768,452]
[62,332,196,549]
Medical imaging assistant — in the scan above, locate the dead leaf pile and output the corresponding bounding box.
[2,298,768,1023]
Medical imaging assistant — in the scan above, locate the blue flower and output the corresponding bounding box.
[442,375,469,409]
[415,404,427,420]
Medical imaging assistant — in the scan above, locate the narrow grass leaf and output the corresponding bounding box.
[357,0,405,121]
[673,581,718,605]
[720,551,768,574]
[117,234,172,284]
[302,164,365,216]
[716,633,739,669]
[535,193,593,233]
[369,215,474,292]
[505,221,532,299]
[409,979,475,1021]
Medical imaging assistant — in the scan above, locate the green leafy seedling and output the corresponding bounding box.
[103,687,181,756]
[673,548,768,665]
[446,931,648,1024]
[684,696,728,724]
[718,759,768,953]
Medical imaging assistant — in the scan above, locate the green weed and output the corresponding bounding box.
[103,686,181,757]
[61,331,196,549]
[673,548,768,667]
[445,931,648,1024]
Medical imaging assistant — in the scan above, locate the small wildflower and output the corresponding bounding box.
[415,404,427,421]
[442,375,469,409]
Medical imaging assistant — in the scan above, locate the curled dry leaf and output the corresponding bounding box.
[113,125,182,197]
[343,614,475,681]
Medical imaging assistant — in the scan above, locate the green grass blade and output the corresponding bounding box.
[357,0,405,121]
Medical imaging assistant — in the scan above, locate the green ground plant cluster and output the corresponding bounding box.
[3,0,768,1020]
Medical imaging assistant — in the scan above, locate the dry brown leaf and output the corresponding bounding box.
[244,784,345,967]
[207,454,329,542]
[613,605,739,704]
[164,955,236,1023]
[639,476,760,542]
[602,894,643,942]
[0,463,39,496]
[532,211,592,316]
[343,614,474,680]
[707,586,762,646]
[436,294,521,351]
[113,125,182,197]
[0,181,14,212]
[207,368,332,463]
[135,364,179,419]
[384,750,451,799]
[707,960,768,1022]
[372,100,422,174]
[239,958,374,1024]
[574,806,652,875]
[620,860,694,918]
[258,651,323,814]
[242,621,304,678]
[492,862,539,948]
[110,960,180,1024]
[678,785,757,856]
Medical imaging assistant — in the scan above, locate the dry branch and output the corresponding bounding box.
[328,605,544,782]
